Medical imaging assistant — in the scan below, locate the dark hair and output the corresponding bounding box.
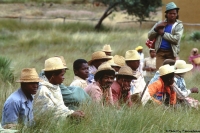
[116,75,134,80]
[163,59,175,66]
[94,70,115,81]
[73,59,87,71]
[160,72,174,83]
[165,9,179,19]
[44,69,63,79]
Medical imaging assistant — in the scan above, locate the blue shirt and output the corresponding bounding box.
[149,71,160,84]
[160,24,173,49]
[1,88,34,127]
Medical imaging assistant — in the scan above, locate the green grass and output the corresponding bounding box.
[1,19,200,132]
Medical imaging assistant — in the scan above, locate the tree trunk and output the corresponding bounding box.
[95,2,119,30]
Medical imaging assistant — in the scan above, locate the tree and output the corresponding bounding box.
[94,0,162,29]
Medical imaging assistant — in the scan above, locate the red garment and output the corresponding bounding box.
[148,78,176,105]
[111,81,132,107]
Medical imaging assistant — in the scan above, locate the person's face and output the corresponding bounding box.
[105,52,111,56]
[75,63,89,79]
[166,9,177,22]
[117,76,132,90]
[112,66,120,72]
[138,49,143,53]
[99,74,115,89]
[93,59,108,69]
[51,69,66,85]
[150,50,156,58]
[22,82,39,95]
[126,60,140,71]
[166,76,174,86]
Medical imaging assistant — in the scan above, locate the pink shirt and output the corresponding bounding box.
[85,82,113,105]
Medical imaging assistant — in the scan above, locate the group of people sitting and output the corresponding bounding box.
[1,44,199,132]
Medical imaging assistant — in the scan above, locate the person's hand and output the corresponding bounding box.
[157,28,165,36]
[151,67,157,71]
[155,21,167,30]
[190,87,199,93]
[145,67,151,71]
[70,110,85,119]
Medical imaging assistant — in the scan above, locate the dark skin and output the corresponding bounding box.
[92,59,108,69]
[155,9,178,36]
[117,76,134,96]
[126,60,140,71]
[99,74,115,90]
[111,66,120,72]
[104,52,111,56]
[21,82,39,100]
[74,63,89,80]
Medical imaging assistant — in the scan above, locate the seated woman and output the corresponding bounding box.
[189,48,200,71]
[148,64,176,106]
[34,57,84,119]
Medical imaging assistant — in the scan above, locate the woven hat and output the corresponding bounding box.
[54,56,69,69]
[159,64,175,76]
[135,46,143,51]
[174,60,193,74]
[16,68,42,82]
[102,44,113,52]
[113,55,125,67]
[88,51,112,65]
[165,2,179,13]
[44,57,67,71]
[94,62,115,80]
[107,56,118,66]
[116,66,137,79]
[125,50,140,61]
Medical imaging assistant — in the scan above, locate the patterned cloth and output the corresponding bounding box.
[33,76,74,118]
[70,76,88,89]
[87,65,97,83]
[85,82,113,105]
[1,88,34,128]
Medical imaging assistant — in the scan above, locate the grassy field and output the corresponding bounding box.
[1,3,200,133]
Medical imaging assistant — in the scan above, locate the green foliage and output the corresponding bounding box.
[189,31,200,41]
[0,56,15,83]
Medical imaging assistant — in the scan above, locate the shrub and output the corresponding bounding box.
[190,31,200,41]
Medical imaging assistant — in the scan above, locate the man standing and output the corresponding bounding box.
[148,2,183,69]
[1,68,41,129]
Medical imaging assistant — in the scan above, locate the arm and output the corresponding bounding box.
[162,23,184,45]
[148,83,162,105]
[172,83,191,99]
[148,23,159,40]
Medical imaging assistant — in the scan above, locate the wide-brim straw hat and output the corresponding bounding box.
[107,56,118,66]
[113,55,125,67]
[135,46,143,51]
[165,2,179,13]
[88,51,112,65]
[102,44,113,52]
[159,64,175,76]
[16,68,42,82]
[116,66,137,79]
[44,57,67,71]
[94,62,115,80]
[54,56,69,70]
[125,50,140,61]
[174,60,193,74]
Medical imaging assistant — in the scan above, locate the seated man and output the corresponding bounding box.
[1,68,41,129]
[70,59,89,89]
[102,44,113,56]
[85,62,115,105]
[148,64,176,106]
[111,66,137,107]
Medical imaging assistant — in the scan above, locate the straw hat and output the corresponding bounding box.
[16,68,42,82]
[159,64,175,76]
[88,51,112,65]
[107,56,118,66]
[125,50,140,61]
[113,55,125,67]
[44,57,67,71]
[174,60,193,74]
[165,2,179,13]
[116,66,137,79]
[102,44,113,52]
[94,62,115,80]
[54,56,69,69]
[135,46,143,51]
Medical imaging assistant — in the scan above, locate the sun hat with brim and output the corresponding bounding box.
[135,46,143,51]
[54,56,69,70]
[107,57,118,67]
[88,51,112,65]
[174,60,193,74]
[116,66,137,79]
[113,55,125,67]
[94,62,115,80]
[16,68,42,82]
[102,44,113,52]
[159,64,175,76]
[125,50,140,61]
[165,2,179,13]
[44,57,67,71]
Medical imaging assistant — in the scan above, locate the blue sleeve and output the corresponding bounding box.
[2,100,20,125]
[149,72,160,84]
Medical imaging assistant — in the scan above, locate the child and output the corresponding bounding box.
[70,59,89,89]
[189,48,200,71]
